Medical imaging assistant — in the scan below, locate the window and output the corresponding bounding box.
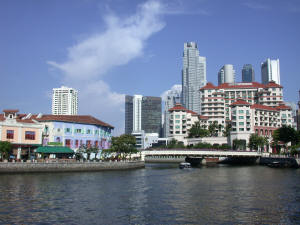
[175,120,180,123]
[65,139,71,147]
[239,122,244,125]
[95,130,99,135]
[6,130,14,139]
[75,140,79,148]
[175,115,180,119]
[175,125,180,129]
[25,131,35,140]
[239,116,244,119]
[75,129,82,133]
[86,140,91,148]
[239,110,244,114]
[239,128,244,131]
[64,128,71,134]
[87,129,91,134]
[182,115,185,119]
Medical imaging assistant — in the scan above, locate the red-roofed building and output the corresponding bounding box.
[0,110,114,160]
[0,110,44,160]
[168,104,208,142]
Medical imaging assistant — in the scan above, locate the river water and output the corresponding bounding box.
[0,164,299,224]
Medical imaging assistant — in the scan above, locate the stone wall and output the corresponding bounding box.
[0,161,145,173]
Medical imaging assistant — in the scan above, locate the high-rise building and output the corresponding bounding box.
[242,64,255,82]
[261,58,280,84]
[162,85,182,137]
[297,90,300,130]
[52,86,78,115]
[218,64,235,85]
[182,42,206,114]
[125,95,162,135]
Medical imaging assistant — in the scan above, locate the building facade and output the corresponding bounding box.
[125,95,162,135]
[35,115,113,150]
[218,64,235,85]
[163,86,182,137]
[242,64,255,82]
[182,42,206,114]
[261,58,280,84]
[52,86,78,115]
[0,110,44,160]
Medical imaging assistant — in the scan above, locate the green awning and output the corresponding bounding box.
[36,146,74,154]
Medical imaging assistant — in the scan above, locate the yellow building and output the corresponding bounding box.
[0,109,43,160]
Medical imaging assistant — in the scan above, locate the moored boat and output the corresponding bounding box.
[179,162,191,169]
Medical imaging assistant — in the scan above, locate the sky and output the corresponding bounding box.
[0,0,300,135]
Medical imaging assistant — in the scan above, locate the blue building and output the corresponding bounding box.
[242,64,255,82]
[35,115,113,150]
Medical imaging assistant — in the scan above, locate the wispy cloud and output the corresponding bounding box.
[48,0,166,135]
[243,1,270,10]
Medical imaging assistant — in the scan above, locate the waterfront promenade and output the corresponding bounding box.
[0,161,145,173]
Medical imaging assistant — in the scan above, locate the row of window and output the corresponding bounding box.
[58,128,110,136]
[6,130,35,140]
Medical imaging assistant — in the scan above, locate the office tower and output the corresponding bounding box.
[162,85,182,137]
[182,42,206,114]
[125,95,162,135]
[218,64,236,85]
[52,86,78,115]
[261,58,280,84]
[242,64,255,82]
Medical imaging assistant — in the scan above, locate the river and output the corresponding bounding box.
[0,164,299,224]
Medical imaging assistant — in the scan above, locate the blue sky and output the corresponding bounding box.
[0,0,300,135]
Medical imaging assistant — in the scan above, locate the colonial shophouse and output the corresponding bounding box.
[0,110,43,160]
[34,114,113,150]
[0,110,114,160]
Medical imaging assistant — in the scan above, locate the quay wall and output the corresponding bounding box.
[0,161,145,173]
[259,157,299,168]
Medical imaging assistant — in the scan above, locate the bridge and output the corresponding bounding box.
[141,149,263,161]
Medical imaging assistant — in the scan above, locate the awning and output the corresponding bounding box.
[36,146,74,154]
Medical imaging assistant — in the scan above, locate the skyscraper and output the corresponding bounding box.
[242,64,255,82]
[162,85,182,137]
[52,86,78,115]
[182,42,206,114]
[125,95,162,135]
[261,58,280,84]
[218,64,235,85]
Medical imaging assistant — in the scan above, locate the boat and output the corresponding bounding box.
[179,162,191,169]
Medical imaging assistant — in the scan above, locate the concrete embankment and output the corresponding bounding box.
[0,161,145,173]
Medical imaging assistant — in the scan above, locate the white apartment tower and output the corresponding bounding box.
[218,64,236,85]
[261,58,280,84]
[52,86,78,115]
[182,42,207,114]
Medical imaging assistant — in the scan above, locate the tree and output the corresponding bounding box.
[248,134,268,151]
[111,134,137,155]
[188,122,209,138]
[208,121,219,137]
[0,141,13,160]
[233,139,246,150]
[272,126,299,152]
[223,124,232,137]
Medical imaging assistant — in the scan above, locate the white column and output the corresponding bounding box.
[17,147,21,160]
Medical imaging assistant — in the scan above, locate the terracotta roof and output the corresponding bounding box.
[199,115,209,120]
[3,109,19,113]
[217,82,265,89]
[275,105,291,110]
[200,82,216,90]
[33,114,114,128]
[168,103,198,115]
[250,104,278,111]
[265,81,283,88]
[0,113,37,124]
[231,99,251,106]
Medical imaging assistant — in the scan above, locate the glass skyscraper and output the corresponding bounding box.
[125,95,162,135]
[261,58,280,84]
[218,64,236,85]
[242,64,255,82]
[182,42,206,114]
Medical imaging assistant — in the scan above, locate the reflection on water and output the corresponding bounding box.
[0,165,299,224]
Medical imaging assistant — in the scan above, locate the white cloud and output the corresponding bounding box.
[48,0,166,136]
[243,1,270,10]
[161,84,182,102]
